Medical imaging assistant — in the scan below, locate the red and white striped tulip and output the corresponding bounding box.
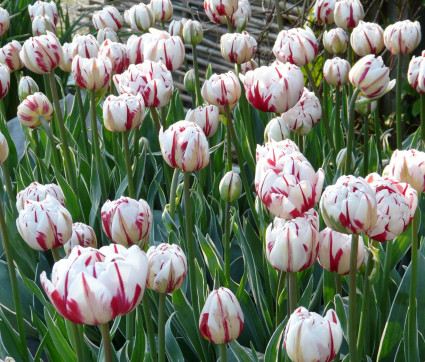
[323,57,350,86]
[103,94,145,132]
[220,31,256,64]
[219,171,242,202]
[71,55,112,90]
[199,287,244,344]
[97,27,119,43]
[64,222,97,256]
[71,34,100,58]
[0,41,23,72]
[314,0,337,24]
[32,15,56,36]
[240,59,257,74]
[384,20,421,55]
[204,0,238,20]
[16,182,64,212]
[0,131,8,164]
[351,21,384,56]
[0,64,9,99]
[40,244,148,325]
[182,20,203,46]
[93,6,123,32]
[150,0,173,21]
[28,1,57,24]
[127,34,148,65]
[17,92,53,128]
[229,0,251,31]
[124,3,155,33]
[18,76,39,101]
[169,18,187,39]
[323,28,348,54]
[408,51,425,94]
[204,0,225,24]
[0,8,8,37]
[256,139,300,163]
[264,116,290,142]
[185,104,220,138]
[98,40,129,75]
[334,0,364,30]
[59,42,72,72]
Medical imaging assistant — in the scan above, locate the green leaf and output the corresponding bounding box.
[264,319,286,362]
[165,312,184,362]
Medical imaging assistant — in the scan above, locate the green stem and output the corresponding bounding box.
[334,274,342,296]
[133,128,140,157]
[420,93,425,149]
[226,123,232,172]
[150,107,162,133]
[158,293,166,362]
[112,132,121,170]
[374,107,383,173]
[345,88,361,175]
[122,131,135,198]
[192,45,203,107]
[161,107,167,129]
[71,322,84,362]
[2,162,15,213]
[380,239,393,327]
[51,247,60,262]
[40,117,61,171]
[169,168,180,220]
[288,272,297,314]
[75,87,90,160]
[142,298,156,356]
[347,30,353,98]
[275,271,286,327]
[348,234,359,362]
[396,54,403,150]
[225,16,234,33]
[274,0,283,31]
[219,343,227,362]
[224,202,231,287]
[362,115,369,177]
[100,323,113,362]
[334,85,342,152]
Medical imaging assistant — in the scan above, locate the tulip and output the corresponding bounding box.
[0,41,23,72]
[0,8,9,37]
[20,32,63,74]
[219,171,242,202]
[243,61,304,113]
[16,181,64,212]
[334,0,364,30]
[103,94,145,132]
[204,0,238,20]
[0,131,8,164]
[92,6,123,31]
[408,51,425,93]
[199,287,244,344]
[159,120,210,172]
[71,34,100,58]
[169,18,187,39]
[384,20,421,55]
[284,307,343,362]
[185,104,219,138]
[98,40,130,75]
[349,54,395,98]
[40,244,148,325]
[28,1,57,24]
[17,92,53,128]
[182,20,203,46]
[351,21,384,56]
[124,3,155,32]
[323,28,348,54]
[97,27,119,43]
[18,76,39,102]
[323,57,350,86]
[59,42,72,72]
[114,61,173,107]
[240,59,257,74]
[229,0,251,31]
[101,196,153,248]
[184,69,196,93]
[281,88,321,135]
[273,27,318,67]
[146,243,187,293]
[16,196,72,250]
[150,0,173,21]
[127,34,148,65]
[220,31,257,64]
[264,116,290,142]
[71,55,112,90]
[201,71,241,113]
[204,0,226,24]
[355,96,377,116]
[63,222,97,256]
[256,139,300,163]
[314,0,337,24]
[0,64,9,99]
[318,228,366,275]
[320,175,377,234]
[32,14,56,36]
[266,209,319,272]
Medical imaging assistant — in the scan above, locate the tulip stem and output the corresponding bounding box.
[347,30,353,98]
[225,16,234,33]
[374,107,383,173]
[224,201,231,287]
[362,115,369,177]
[219,343,227,362]
[334,274,342,296]
[226,123,232,172]
[71,322,84,362]
[274,0,283,31]
[288,272,297,314]
[75,86,90,161]
[123,131,135,198]
[150,107,161,133]
[379,239,393,328]
[142,298,157,356]
[334,85,342,152]
[158,293,166,362]
[192,45,203,107]
[348,234,359,362]
[100,323,113,362]
[40,117,61,172]
[51,248,60,262]
[420,93,425,148]
[345,88,361,175]
[169,168,180,220]
[2,162,15,214]
[396,54,403,150]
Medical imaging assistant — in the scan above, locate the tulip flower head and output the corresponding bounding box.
[124,4,155,32]
[204,0,238,22]
[323,28,348,54]
[16,182,65,212]
[264,116,290,142]
[0,7,9,37]
[240,59,257,74]
[184,69,196,93]
[334,0,364,30]
[127,34,149,65]
[60,42,72,72]
[98,40,130,75]
[169,18,187,39]
[407,51,425,94]
[18,76,39,102]
[0,64,9,99]
[93,6,123,31]
[229,0,251,31]
[150,0,173,21]
[103,94,145,132]
[28,1,57,24]
[71,55,112,90]
[0,40,23,72]
[71,34,100,59]
[32,14,56,36]
[64,222,97,256]
[185,104,220,138]
[0,131,8,164]
[384,20,421,55]
[314,0,337,24]
[97,27,119,43]
[199,287,244,344]
[17,92,53,128]
[355,95,377,116]
[182,20,203,46]
[323,57,351,86]
[351,21,384,56]
[219,171,243,202]
[220,31,257,64]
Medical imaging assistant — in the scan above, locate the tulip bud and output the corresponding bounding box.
[199,287,244,344]
[0,41,23,72]
[318,228,365,274]
[182,20,203,46]
[0,64,9,99]
[273,27,318,66]
[16,196,72,250]
[336,148,355,170]
[0,7,10,37]
[71,34,100,59]
[408,51,425,94]
[159,120,210,172]
[351,21,384,56]
[28,1,57,25]
[16,182,65,212]
[314,0,337,24]
[98,40,130,75]
[334,0,364,30]
[281,87,321,135]
[185,104,219,138]
[124,4,155,33]
[18,76,39,102]
[323,57,350,86]
[219,171,242,202]
[323,28,348,54]
[204,0,226,24]
[103,94,145,132]
[126,34,148,65]
[349,55,395,99]
[284,307,343,362]
[150,0,173,21]
[60,42,72,72]
[72,55,112,90]
[384,20,421,55]
[0,131,8,164]
[355,96,377,116]
[184,69,196,93]
[101,196,153,248]
[220,31,257,64]
[229,0,251,31]
[146,243,187,293]
[97,27,119,43]
[63,222,97,256]
[240,59,257,74]
[169,18,187,39]
[204,0,238,20]
[32,15,56,36]
[93,6,123,31]
[243,61,304,113]
[320,175,377,235]
[17,92,53,128]
[264,117,290,142]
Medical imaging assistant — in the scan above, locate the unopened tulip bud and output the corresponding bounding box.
[60,42,72,72]
[199,287,244,344]
[17,92,53,128]
[351,21,384,56]
[355,96,377,116]
[323,28,348,54]
[63,222,97,256]
[0,131,8,164]
[126,34,148,65]
[408,51,425,94]
[334,0,364,30]
[264,117,290,142]
[0,64,9,99]
[384,20,421,55]
[184,69,196,93]
[103,94,145,132]
[323,57,350,86]
[0,8,10,37]
[169,18,187,39]
[32,15,56,36]
[204,0,226,24]
[220,31,257,64]
[202,71,241,113]
[204,0,238,20]
[0,41,23,72]
[28,1,57,25]
[125,4,155,32]
[71,34,100,58]
[182,20,203,46]
[18,76,39,102]
[97,27,119,43]
[99,40,130,75]
[230,0,251,31]
[71,55,112,90]
[93,6,123,31]
[240,59,257,74]
[314,0,337,24]
[185,104,219,138]
[146,243,187,293]
[16,181,64,212]
[336,148,355,170]
[219,171,242,202]
[150,0,173,21]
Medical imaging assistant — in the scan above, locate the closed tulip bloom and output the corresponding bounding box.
[351,21,384,56]
[99,40,129,75]
[103,94,145,132]
[159,120,210,171]
[365,173,417,241]
[40,244,148,325]
[185,104,219,138]
[314,0,337,24]
[127,34,148,65]
[125,4,155,32]
[0,64,9,99]
[169,18,187,39]
[284,307,343,362]
[97,27,119,43]
[219,171,242,202]
[71,34,100,59]
[199,287,244,344]
[384,20,421,55]
[320,175,377,234]
[355,95,377,116]
[59,42,72,72]
[281,88,321,135]
[146,243,187,293]
[184,69,196,93]
[266,209,319,272]
[17,92,53,128]
[64,222,97,256]
[20,32,63,74]
[0,131,8,164]
[28,1,57,24]
[204,0,238,20]
[18,76,39,101]
[323,57,350,86]
[240,59,257,74]
[16,181,64,212]
[201,71,241,113]
[220,31,257,64]
[264,116,290,142]
[101,196,152,248]
[256,139,300,163]
[318,228,365,275]
[0,40,23,71]
[243,61,304,113]
[229,0,251,31]
[323,28,348,54]
[408,51,425,94]
[72,55,112,90]
[182,20,203,46]
[93,6,123,31]
[150,0,173,21]
[16,196,72,250]
[334,0,364,30]
[0,8,9,37]
[114,61,173,107]
[204,0,226,24]
[32,15,56,36]
[273,27,318,67]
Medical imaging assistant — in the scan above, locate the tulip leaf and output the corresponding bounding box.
[165,312,184,362]
[53,168,81,220]
[0,306,27,360]
[228,340,256,361]
[334,294,348,341]
[264,319,286,362]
